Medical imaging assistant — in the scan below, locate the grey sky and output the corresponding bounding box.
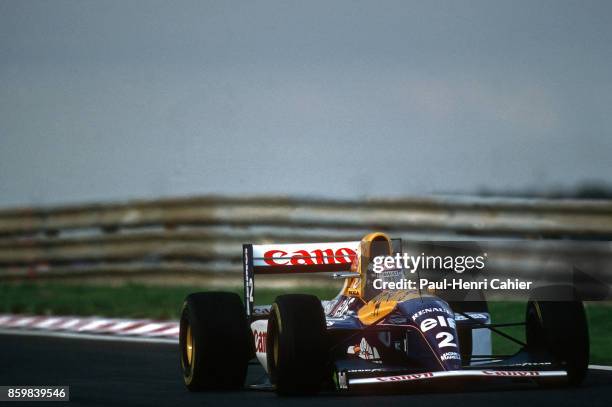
[1,0,611,207]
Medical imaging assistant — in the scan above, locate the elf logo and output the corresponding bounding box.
[420,315,456,332]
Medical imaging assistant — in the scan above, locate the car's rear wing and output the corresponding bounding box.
[242,241,359,317]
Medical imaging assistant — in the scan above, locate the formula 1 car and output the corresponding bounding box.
[179,233,589,395]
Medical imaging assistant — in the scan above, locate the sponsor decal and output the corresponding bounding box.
[346,368,387,373]
[411,307,452,321]
[376,372,434,382]
[253,330,267,353]
[346,278,362,297]
[420,315,456,332]
[263,247,356,266]
[350,369,556,386]
[454,313,489,321]
[386,314,408,324]
[483,370,540,377]
[441,351,461,361]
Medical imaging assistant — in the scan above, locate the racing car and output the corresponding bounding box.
[179,232,589,395]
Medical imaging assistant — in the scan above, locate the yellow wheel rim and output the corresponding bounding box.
[273,332,279,365]
[186,324,194,365]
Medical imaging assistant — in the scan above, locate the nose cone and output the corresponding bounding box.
[399,297,462,370]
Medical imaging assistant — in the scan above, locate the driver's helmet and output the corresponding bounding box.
[342,232,393,300]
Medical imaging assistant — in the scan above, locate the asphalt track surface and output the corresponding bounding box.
[1,333,611,407]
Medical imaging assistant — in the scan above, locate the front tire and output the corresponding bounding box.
[525,300,589,386]
[266,294,329,396]
[179,292,252,391]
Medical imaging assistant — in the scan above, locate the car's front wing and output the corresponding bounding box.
[339,369,567,389]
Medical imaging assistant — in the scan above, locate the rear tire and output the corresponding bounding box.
[179,292,252,391]
[525,300,589,386]
[266,294,329,396]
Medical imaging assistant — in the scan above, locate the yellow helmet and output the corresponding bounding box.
[343,232,393,299]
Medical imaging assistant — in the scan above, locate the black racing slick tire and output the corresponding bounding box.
[266,294,329,396]
[525,300,589,386]
[179,292,252,391]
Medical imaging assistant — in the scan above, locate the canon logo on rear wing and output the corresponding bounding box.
[251,241,359,273]
[262,248,356,266]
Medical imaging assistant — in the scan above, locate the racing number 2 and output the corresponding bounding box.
[420,315,458,349]
[435,332,456,348]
